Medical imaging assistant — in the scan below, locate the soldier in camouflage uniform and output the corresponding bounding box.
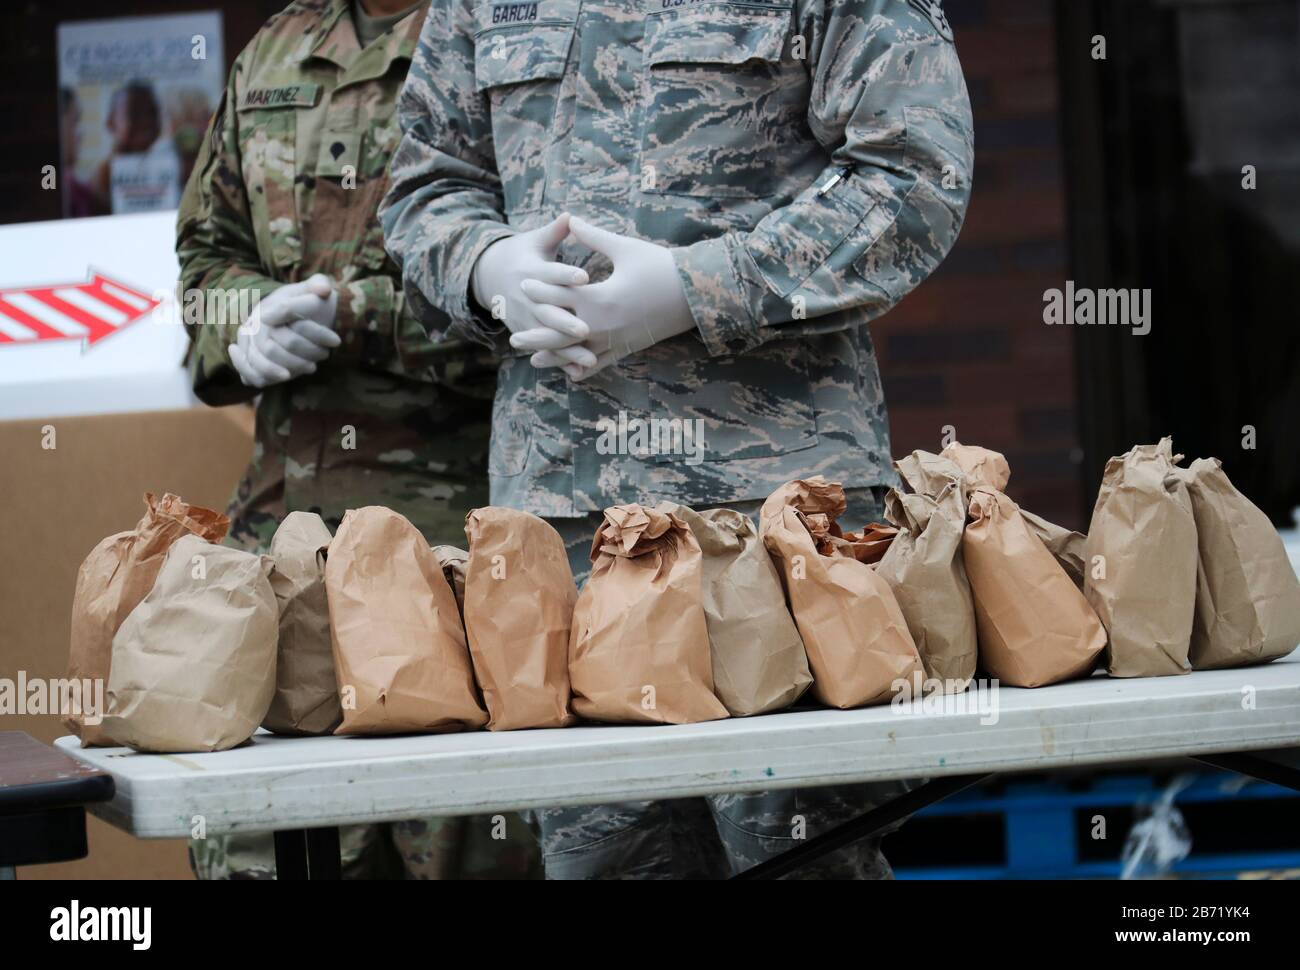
[381,0,972,877]
[178,0,540,880]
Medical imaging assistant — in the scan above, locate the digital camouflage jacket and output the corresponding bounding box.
[382,0,973,517]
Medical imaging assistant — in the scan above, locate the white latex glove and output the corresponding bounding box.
[229,274,341,389]
[470,214,595,368]
[511,216,697,381]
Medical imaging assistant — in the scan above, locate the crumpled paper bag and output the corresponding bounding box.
[1178,457,1300,669]
[760,478,923,709]
[66,492,229,745]
[432,544,468,621]
[945,443,1106,687]
[464,507,577,730]
[569,504,728,725]
[819,521,898,564]
[1021,509,1087,591]
[1085,438,1197,677]
[940,443,1011,493]
[327,506,486,735]
[102,534,276,752]
[939,443,1090,589]
[263,511,342,736]
[878,451,978,690]
[659,502,812,717]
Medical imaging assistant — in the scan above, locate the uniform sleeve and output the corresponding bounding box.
[334,270,452,371]
[379,0,515,347]
[672,0,975,357]
[175,46,283,407]
[335,274,498,394]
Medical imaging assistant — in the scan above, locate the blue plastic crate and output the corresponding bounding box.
[890,770,1300,879]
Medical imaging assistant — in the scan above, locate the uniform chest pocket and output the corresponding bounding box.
[237,96,316,272]
[343,117,402,272]
[474,16,576,215]
[640,4,798,200]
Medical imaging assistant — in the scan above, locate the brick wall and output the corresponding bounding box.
[871,0,1084,528]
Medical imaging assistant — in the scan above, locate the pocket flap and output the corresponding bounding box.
[646,5,790,68]
[475,26,574,89]
[753,177,882,298]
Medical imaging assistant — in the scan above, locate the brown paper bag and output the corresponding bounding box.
[824,522,898,564]
[940,442,1011,491]
[803,511,896,562]
[659,503,812,716]
[898,449,972,500]
[1178,458,1300,669]
[1085,439,1197,677]
[263,512,341,736]
[327,506,486,734]
[463,507,577,730]
[760,478,923,709]
[878,452,978,689]
[102,535,277,752]
[967,488,1106,687]
[939,442,1090,589]
[1021,509,1087,591]
[951,444,1105,687]
[66,492,229,745]
[432,545,469,620]
[569,505,728,725]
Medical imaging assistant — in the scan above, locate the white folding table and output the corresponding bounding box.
[58,652,1300,878]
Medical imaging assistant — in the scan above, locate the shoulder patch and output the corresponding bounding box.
[237,83,322,111]
[907,0,954,42]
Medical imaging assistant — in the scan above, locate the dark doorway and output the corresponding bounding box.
[1058,0,1300,525]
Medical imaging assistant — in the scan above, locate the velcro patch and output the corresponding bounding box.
[907,0,954,42]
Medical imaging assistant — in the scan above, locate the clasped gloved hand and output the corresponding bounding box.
[471,214,596,369]
[507,217,698,381]
[229,274,342,388]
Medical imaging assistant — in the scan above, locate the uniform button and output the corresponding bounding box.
[331,141,345,159]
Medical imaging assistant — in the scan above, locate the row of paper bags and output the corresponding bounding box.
[924,438,1300,686]
[65,437,1300,752]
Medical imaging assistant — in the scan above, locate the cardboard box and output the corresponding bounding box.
[0,405,253,879]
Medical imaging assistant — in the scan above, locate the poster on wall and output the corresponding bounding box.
[57,12,225,219]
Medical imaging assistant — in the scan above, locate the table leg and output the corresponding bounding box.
[732,772,991,880]
[305,826,342,880]
[0,805,89,869]
[273,830,308,880]
[274,826,341,880]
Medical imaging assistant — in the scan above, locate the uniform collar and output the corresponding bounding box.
[305,0,427,79]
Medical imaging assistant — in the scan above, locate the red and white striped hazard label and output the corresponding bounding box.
[0,274,162,348]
